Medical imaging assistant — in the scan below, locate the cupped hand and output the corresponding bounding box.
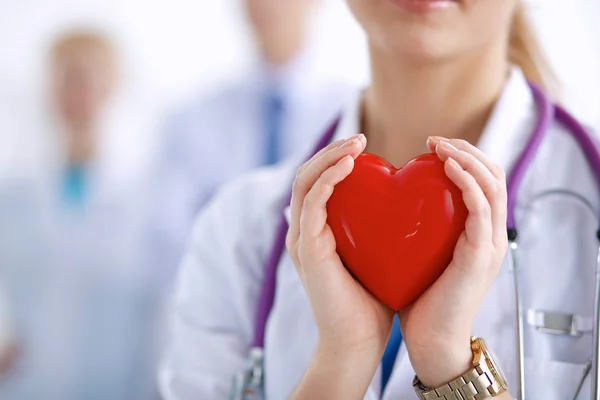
[399,137,509,388]
[287,134,395,398]
[287,133,395,355]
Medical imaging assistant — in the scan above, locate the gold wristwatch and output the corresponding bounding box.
[413,337,508,399]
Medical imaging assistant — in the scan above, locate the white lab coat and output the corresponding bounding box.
[159,68,600,399]
[150,54,354,279]
[0,120,162,399]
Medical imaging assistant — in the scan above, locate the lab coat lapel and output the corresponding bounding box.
[476,67,536,177]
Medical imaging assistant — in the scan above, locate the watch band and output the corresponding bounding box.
[413,359,503,400]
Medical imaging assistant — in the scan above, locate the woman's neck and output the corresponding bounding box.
[362,40,508,166]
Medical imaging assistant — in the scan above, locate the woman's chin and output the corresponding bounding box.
[375,29,461,63]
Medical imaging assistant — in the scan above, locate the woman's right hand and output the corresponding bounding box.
[287,134,394,399]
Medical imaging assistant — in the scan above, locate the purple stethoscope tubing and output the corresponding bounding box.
[245,83,600,400]
[505,83,554,232]
[507,84,600,232]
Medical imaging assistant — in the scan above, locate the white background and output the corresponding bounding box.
[0,0,599,175]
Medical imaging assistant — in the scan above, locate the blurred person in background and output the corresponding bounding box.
[150,0,353,279]
[0,30,161,399]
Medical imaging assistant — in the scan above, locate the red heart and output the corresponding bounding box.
[326,152,468,310]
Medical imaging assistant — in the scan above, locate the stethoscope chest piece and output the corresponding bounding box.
[231,347,265,400]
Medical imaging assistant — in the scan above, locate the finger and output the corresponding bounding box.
[435,142,502,203]
[435,141,507,244]
[426,136,438,153]
[428,136,505,181]
[298,134,365,178]
[288,139,354,260]
[300,155,355,239]
[287,135,363,262]
[289,136,366,243]
[444,157,493,248]
[300,136,365,185]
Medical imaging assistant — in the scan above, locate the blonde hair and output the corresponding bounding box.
[508,4,558,97]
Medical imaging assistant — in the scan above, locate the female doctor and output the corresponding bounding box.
[159,0,600,399]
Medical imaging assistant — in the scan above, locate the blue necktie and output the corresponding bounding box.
[381,315,403,394]
[62,164,88,207]
[263,90,285,165]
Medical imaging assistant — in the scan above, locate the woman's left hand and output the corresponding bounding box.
[399,136,509,388]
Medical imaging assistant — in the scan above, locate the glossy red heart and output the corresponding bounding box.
[326,152,468,310]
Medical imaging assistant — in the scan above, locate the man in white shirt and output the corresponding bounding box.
[150,0,353,279]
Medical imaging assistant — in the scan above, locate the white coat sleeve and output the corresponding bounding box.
[158,181,268,400]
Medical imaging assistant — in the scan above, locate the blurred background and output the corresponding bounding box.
[0,0,599,399]
[2,0,600,179]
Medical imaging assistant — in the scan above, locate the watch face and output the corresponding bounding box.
[484,341,508,386]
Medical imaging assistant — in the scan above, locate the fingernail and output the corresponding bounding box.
[438,141,458,152]
[447,157,461,169]
[357,134,366,145]
[428,136,446,143]
[342,138,359,148]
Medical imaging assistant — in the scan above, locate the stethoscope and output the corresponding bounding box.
[230,83,600,400]
[506,85,600,400]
